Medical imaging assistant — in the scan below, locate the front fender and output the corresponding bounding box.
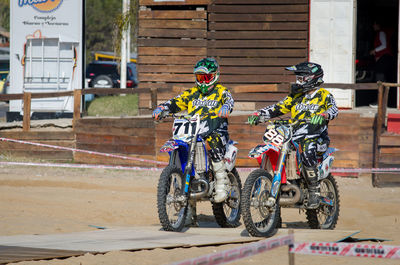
[248,143,287,183]
[248,143,280,159]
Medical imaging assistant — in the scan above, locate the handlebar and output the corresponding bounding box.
[154,112,213,123]
[247,116,311,126]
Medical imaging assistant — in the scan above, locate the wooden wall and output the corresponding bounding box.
[0,131,74,161]
[138,0,209,113]
[137,0,309,114]
[0,112,377,178]
[73,117,157,167]
[208,0,308,110]
[70,112,374,172]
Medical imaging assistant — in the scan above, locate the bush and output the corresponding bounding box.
[86,94,138,117]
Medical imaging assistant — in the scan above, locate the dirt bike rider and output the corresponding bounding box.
[248,62,338,209]
[152,58,235,205]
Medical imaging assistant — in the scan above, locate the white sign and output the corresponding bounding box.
[10,0,84,114]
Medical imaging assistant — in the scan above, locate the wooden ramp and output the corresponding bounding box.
[0,226,360,264]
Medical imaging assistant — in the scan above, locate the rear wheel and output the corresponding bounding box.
[241,169,280,237]
[212,168,242,228]
[92,75,113,88]
[306,174,340,229]
[157,166,188,232]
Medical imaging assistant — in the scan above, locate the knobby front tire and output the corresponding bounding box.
[241,169,280,237]
[157,165,187,232]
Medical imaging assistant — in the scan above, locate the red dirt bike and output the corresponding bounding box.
[241,119,340,237]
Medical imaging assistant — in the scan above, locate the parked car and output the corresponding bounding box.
[86,61,138,89]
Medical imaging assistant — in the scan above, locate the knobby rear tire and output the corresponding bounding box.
[212,167,242,228]
[306,174,340,229]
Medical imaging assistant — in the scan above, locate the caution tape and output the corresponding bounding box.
[1,136,400,173]
[0,137,168,166]
[331,167,400,173]
[0,161,162,171]
[169,234,294,265]
[169,238,400,265]
[290,241,400,259]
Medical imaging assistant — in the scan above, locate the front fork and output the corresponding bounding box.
[265,142,288,207]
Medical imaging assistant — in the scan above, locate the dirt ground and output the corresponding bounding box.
[1,165,400,265]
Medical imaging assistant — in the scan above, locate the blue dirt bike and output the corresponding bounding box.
[156,114,242,232]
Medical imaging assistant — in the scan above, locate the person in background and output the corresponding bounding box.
[369,20,396,108]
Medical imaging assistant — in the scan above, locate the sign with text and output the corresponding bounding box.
[10,0,84,113]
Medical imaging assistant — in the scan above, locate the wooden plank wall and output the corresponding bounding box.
[138,0,210,114]
[156,112,375,170]
[208,0,309,110]
[375,132,400,186]
[137,0,309,114]
[0,113,375,173]
[73,117,157,167]
[0,131,74,161]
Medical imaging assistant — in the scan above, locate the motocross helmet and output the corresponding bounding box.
[286,62,324,94]
[194,58,220,94]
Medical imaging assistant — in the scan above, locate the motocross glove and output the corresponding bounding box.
[218,105,230,118]
[310,113,328,125]
[248,112,261,125]
[152,106,167,120]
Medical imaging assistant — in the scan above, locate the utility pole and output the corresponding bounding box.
[120,0,130,89]
[126,0,131,65]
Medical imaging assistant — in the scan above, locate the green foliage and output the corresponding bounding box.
[85,0,121,62]
[87,94,138,117]
[112,0,139,62]
[86,0,139,63]
[0,0,10,31]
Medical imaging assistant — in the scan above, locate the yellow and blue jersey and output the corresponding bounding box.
[160,84,234,136]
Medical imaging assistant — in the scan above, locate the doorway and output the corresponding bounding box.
[355,0,399,108]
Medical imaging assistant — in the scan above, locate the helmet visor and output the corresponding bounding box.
[296,74,314,85]
[195,73,215,84]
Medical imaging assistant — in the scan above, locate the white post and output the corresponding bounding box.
[120,0,128,89]
[126,0,131,65]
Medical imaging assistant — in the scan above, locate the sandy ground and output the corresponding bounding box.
[1,165,400,265]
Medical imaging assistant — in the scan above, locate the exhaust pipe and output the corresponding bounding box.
[190,178,209,200]
[280,184,301,206]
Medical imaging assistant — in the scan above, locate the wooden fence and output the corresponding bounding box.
[0,83,387,176]
[373,81,400,186]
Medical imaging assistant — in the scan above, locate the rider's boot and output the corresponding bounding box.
[185,200,198,227]
[212,160,229,203]
[304,166,320,209]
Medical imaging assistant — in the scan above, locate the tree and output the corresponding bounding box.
[0,0,10,31]
[0,0,138,64]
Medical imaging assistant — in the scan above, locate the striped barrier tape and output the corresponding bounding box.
[0,137,168,166]
[0,161,162,171]
[0,136,399,174]
[290,241,400,259]
[170,239,400,265]
[169,234,294,265]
